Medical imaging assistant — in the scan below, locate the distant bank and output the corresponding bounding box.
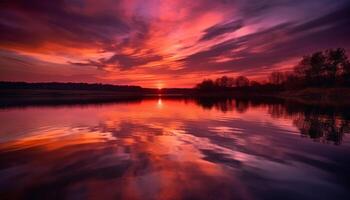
[0,81,193,96]
[1,82,350,107]
[0,82,192,106]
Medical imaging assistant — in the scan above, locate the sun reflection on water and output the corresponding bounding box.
[157,98,163,109]
[0,98,349,199]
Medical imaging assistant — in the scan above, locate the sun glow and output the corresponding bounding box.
[157,82,164,90]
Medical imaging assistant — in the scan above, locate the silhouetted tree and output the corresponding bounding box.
[215,76,235,88]
[196,79,216,91]
[292,48,350,87]
[344,61,350,86]
[325,48,350,86]
[268,71,285,85]
[236,76,249,88]
[283,72,300,89]
[294,51,325,86]
[250,81,261,87]
[194,48,350,92]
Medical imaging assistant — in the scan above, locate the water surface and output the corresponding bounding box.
[0,98,349,199]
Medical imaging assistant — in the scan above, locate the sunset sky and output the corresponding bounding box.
[1,0,350,88]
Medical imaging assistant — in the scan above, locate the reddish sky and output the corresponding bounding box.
[1,0,350,88]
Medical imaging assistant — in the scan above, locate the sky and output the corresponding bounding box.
[1,0,350,88]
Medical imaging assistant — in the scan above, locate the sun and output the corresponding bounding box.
[156,82,164,90]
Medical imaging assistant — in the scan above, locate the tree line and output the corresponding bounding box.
[0,82,143,92]
[195,76,252,91]
[195,48,350,91]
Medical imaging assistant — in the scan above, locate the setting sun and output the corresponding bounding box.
[157,82,164,90]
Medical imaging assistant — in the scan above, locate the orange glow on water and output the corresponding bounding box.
[157,98,163,109]
[0,98,349,199]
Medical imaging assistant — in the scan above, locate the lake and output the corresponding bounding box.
[0,97,349,199]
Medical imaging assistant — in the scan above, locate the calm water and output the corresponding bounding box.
[0,98,350,200]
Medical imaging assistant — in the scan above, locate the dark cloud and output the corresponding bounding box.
[290,3,350,34]
[71,53,163,70]
[0,0,130,48]
[200,20,243,41]
[68,60,107,70]
[180,3,350,74]
[238,0,300,16]
[182,23,293,70]
[107,54,163,70]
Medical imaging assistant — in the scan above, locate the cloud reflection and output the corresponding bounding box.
[0,98,350,199]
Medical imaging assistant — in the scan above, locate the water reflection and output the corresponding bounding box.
[0,98,349,199]
[194,97,249,113]
[193,97,350,144]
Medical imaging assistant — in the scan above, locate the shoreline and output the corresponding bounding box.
[1,88,350,107]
